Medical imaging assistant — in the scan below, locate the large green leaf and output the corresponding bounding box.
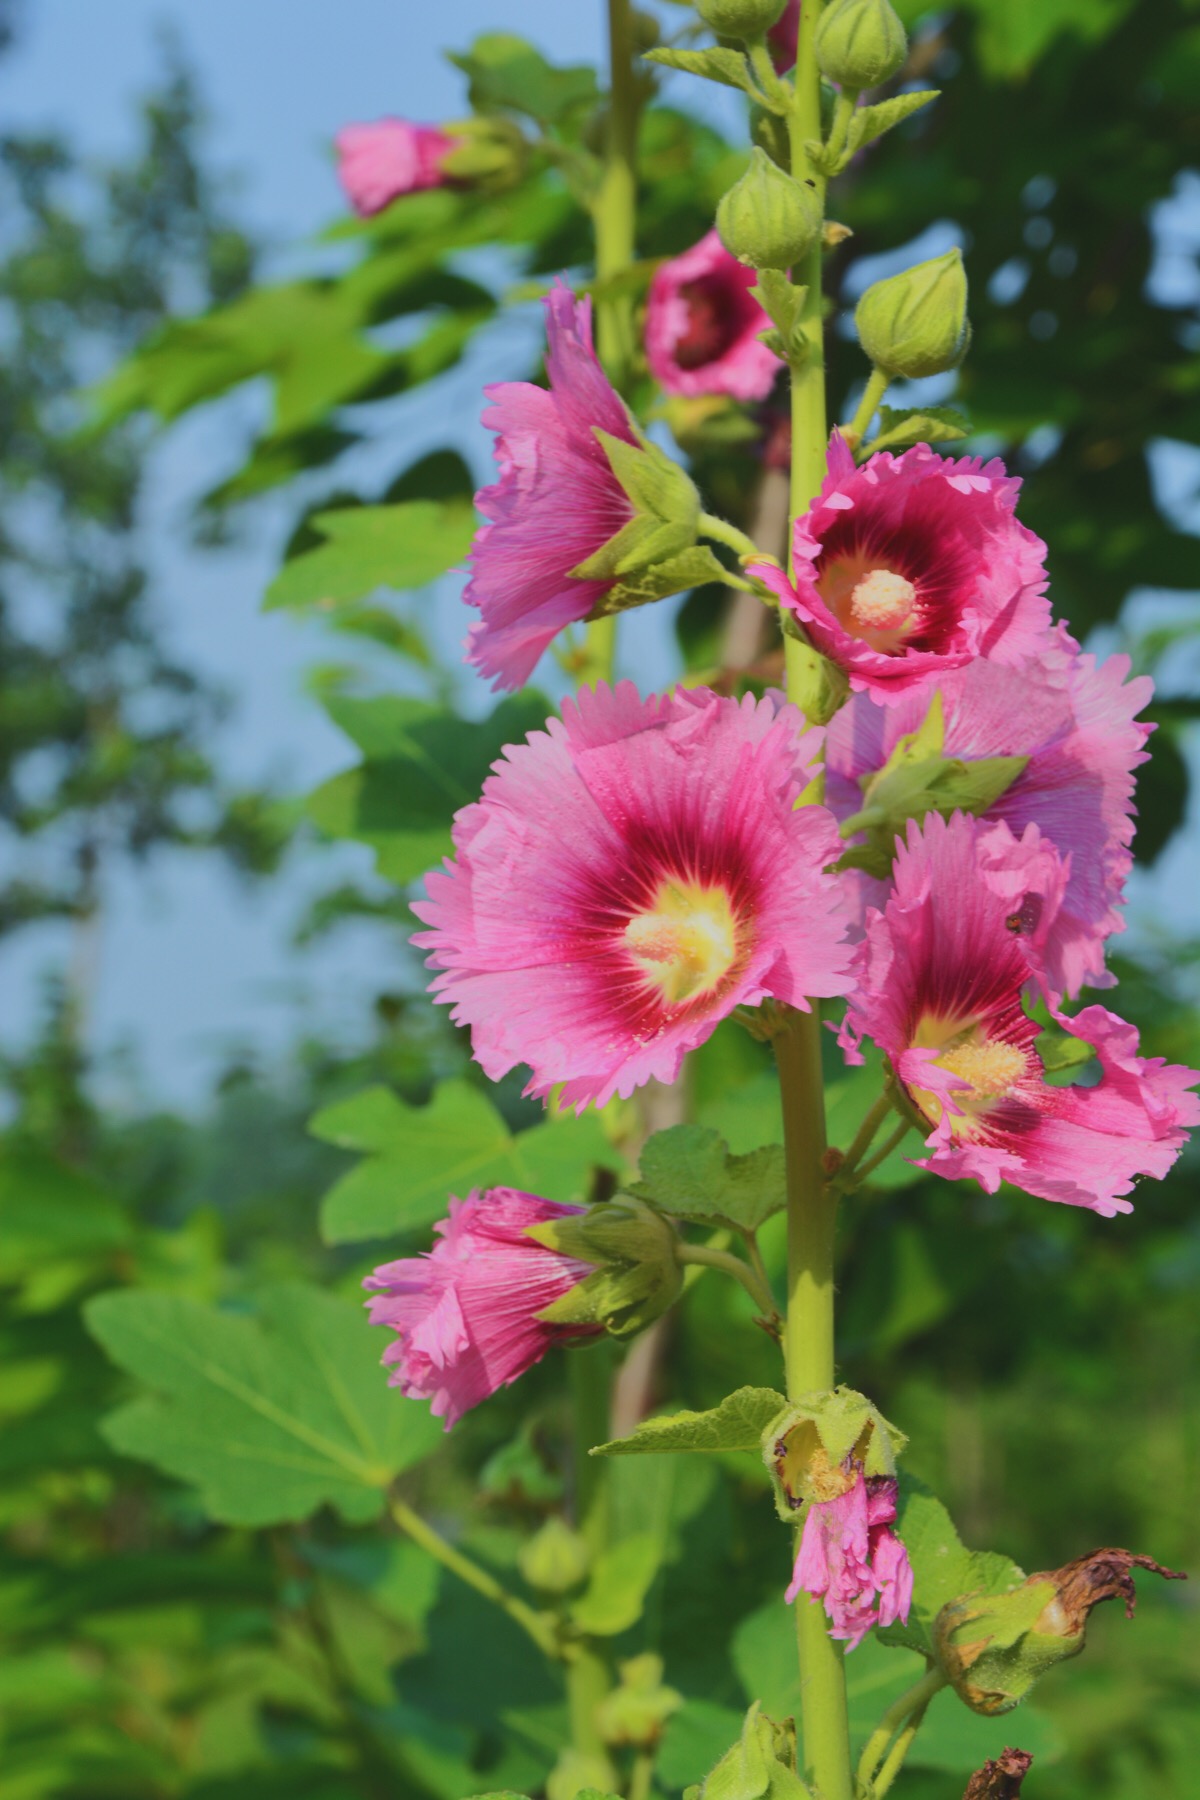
[306,691,547,883]
[311,1080,620,1245]
[878,1478,1025,1658]
[630,1126,786,1233]
[448,34,598,125]
[591,1387,786,1458]
[265,501,476,611]
[86,1283,443,1526]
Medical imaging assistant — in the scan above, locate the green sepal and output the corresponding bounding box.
[934,1578,1073,1715]
[762,1385,907,1521]
[436,115,529,189]
[571,429,700,582]
[531,1197,683,1340]
[1036,1027,1096,1075]
[593,545,732,615]
[591,1386,787,1457]
[751,271,810,365]
[686,1703,812,1800]
[865,403,970,456]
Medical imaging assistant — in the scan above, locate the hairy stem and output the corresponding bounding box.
[388,1494,563,1663]
[677,1241,779,1318]
[846,366,890,448]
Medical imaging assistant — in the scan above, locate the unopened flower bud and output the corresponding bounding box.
[527,1196,683,1340]
[697,0,787,39]
[814,0,908,90]
[596,1654,682,1749]
[855,247,969,379]
[437,115,528,191]
[546,1748,617,1800]
[717,149,822,271]
[934,1548,1186,1716]
[517,1517,592,1595]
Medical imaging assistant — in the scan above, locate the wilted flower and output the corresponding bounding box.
[645,230,780,401]
[364,1189,599,1428]
[751,434,1050,698]
[414,682,854,1110]
[466,285,700,690]
[786,1468,913,1648]
[335,118,457,214]
[841,811,1200,1214]
[824,627,1154,998]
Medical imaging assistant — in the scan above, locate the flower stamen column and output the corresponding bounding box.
[777,1,855,1795]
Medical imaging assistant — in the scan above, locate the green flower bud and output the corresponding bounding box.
[517,1516,592,1595]
[934,1548,1186,1716]
[855,247,970,379]
[696,0,787,39]
[596,1654,682,1749]
[437,116,528,192]
[761,1385,906,1521]
[716,149,822,272]
[546,1748,619,1800]
[687,1704,808,1800]
[528,1197,683,1340]
[814,0,907,91]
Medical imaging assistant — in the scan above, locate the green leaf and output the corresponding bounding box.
[644,46,763,98]
[630,1125,786,1232]
[878,1478,1025,1658]
[265,501,475,612]
[569,1533,662,1635]
[844,90,939,160]
[866,404,971,455]
[448,34,598,125]
[85,1283,444,1525]
[602,544,733,614]
[306,691,547,883]
[591,1387,786,1458]
[312,1080,619,1245]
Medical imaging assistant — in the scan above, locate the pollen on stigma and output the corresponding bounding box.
[624,877,741,1005]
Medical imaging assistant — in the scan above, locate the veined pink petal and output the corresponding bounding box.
[335,119,456,214]
[645,229,780,401]
[365,1189,597,1428]
[414,681,854,1110]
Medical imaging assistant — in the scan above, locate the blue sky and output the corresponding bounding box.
[3,2,1198,1109]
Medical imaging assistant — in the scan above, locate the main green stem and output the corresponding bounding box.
[777,5,854,1797]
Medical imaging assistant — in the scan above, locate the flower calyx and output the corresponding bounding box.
[750,268,810,366]
[933,1547,1186,1715]
[437,114,529,190]
[717,148,822,272]
[529,1196,684,1340]
[838,689,1029,879]
[856,247,970,380]
[762,1384,906,1521]
[573,428,724,614]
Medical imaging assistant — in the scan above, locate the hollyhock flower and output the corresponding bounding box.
[466,285,699,691]
[786,1469,913,1649]
[841,811,1200,1215]
[768,0,802,70]
[364,1189,598,1428]
[825,627,1154,998]
[335,119,457,215]
[413,681,854,1110]
[751,435,1050,699]
[645,229,780,401]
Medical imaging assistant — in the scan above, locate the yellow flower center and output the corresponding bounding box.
[907,1015,1029,1133]
[624,879,739,1006]
[849,568,918,631]
[818,552,920,650]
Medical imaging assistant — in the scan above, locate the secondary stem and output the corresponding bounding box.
[856,1668,945,1796]
[677,1241,778,1318]
[846,366,890,449]
[388,1494,563,1663]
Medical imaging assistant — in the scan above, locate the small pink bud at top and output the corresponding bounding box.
[786,1468,912,1650]
[364,1188,599,1428]
[335,118,457,216]
[768,0,802,70]
[645,230,781,402]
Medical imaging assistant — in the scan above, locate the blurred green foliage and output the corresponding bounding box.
[2,1,1199,1797]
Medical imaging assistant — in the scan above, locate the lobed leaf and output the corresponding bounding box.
[631,1125,786,1232]
[265,501,475,612]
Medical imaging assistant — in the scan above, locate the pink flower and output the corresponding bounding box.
[364,1189,598,1428]
[786,1470,913,1650]
[413,682,855,1110]
[841,812,1200,1216]
[335,119,457,215]
[768,0,802,71]
[825,626,1154,998]
[645,230,780,401]
[751,435,1050,699]
[466,287,643,692]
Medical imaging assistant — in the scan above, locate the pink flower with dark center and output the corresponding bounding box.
[645,230,780,401]
[466,286,643,692]
[751,435,1050,699]
[786,1469,913,1650]
[825,626,1154,998]
[364,1188,598,1428]
[841,811,1200,1215]
[413,681,855,1110]
[768,0,802,71]
[335,119,457,215]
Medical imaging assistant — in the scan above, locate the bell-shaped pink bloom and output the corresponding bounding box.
[335,119,457,215]
[465,286,643,691]
[786,1470,912,1650]
[825,626,1154,998]
[841,811,1200,1216]
[413,682,855,1110]
[364,1188,598,1428]
[645,230,780,401]
[751,435,1050,699]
